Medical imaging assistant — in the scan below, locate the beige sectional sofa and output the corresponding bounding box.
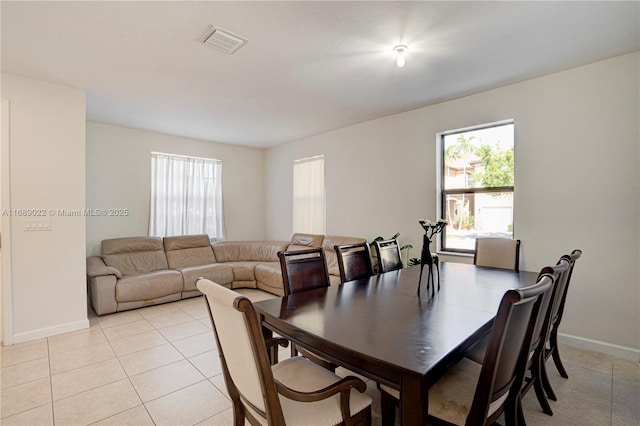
[87,233,366,315]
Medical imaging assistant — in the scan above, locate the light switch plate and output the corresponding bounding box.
[25,219,51,231]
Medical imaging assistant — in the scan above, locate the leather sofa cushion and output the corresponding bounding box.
[285,244,315,252]
[116,270,183,302]
[227,262,261,281]
[322,235,367,276]
[212,241,289,263]
[179,263,234,293]
[164,234,216,269]
[255,262,284,291]
[102,237,168,276]
[233,280,257,289]
[290,233,324,247]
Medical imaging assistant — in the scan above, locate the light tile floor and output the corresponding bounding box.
[1,291,638,425]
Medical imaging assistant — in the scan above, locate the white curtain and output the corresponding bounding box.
[149,152,225,240]
[293,155,326,234]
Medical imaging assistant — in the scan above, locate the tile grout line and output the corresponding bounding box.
[96,311,157,426]
[0,343,52,421]
[112,300,216,424]
[47,327,119,377]
[131,300,218,425]
[610,362,614,426]
[47,335,55,425]
[51,310,137,425]
[0,356,50,390]
[168,301,236,424]
[184,309,233,400]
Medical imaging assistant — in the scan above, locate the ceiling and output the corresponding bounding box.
[2,1,638,148]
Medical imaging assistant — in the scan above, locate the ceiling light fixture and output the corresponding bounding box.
[393,45,408,68]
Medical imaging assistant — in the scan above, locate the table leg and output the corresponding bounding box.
[400,375,428,426]
[259,314,278,365]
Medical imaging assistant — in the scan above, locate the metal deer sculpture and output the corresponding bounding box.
[417,219,446,297]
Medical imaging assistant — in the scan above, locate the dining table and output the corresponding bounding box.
[253,262,539,426]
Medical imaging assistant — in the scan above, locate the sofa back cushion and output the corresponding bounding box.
[102,237,168,276]
[164,234,216,269]
[212,241,289,263]
[290,233,324,247]
[287,233,325,251]
[322,235,367,253]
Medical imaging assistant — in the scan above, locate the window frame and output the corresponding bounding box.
[437,120,515,254]
[292,154,326,235]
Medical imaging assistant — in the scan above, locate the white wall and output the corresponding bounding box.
[86,122,265,256]
[265,53,640,354]
[1,74,88,342]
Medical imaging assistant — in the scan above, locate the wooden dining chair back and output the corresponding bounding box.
[277,247,337,371]
[196,278,372,426]
[474,238,521,271]
[465,273,553,425]
[545,249,582,380]
[197,278,283,424]
[520,259,569,417]
[373,239,403,273]
[334,242,374,283]
[379,273,553,426]
[278,247,330,296]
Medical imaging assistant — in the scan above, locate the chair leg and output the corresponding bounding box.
[550,330,569,378]
[380,390,397,426]
[540,358,558,401]
[532,359,554,415]
[290,343,298,358]
[517,396,527,426]
[361,405,372,426]
[233,404,245,426]
[503,394,520,426]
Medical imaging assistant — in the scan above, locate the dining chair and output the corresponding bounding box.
[519,258,569,418]
[379,273,554,426]
[474,237,521,271]
[544,249,582,386]
[278,248,338,372]
[373,239,403,273]
[334,242,374,283]
[196,279,372,426]
[278,247,331,296]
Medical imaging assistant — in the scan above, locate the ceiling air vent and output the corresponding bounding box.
[199,26,248,54]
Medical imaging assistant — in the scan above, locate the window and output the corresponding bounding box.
[439,121,514,252]
[293,155,326,234]
[149,152,225,240]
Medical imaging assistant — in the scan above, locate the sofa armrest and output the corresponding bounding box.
[88,275,118,315]
[87,256,122,278]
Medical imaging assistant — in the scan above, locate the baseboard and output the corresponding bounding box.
[9,318,90,345]
[559,332,640,362]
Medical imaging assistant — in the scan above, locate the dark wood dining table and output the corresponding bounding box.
[254,262,539,426]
